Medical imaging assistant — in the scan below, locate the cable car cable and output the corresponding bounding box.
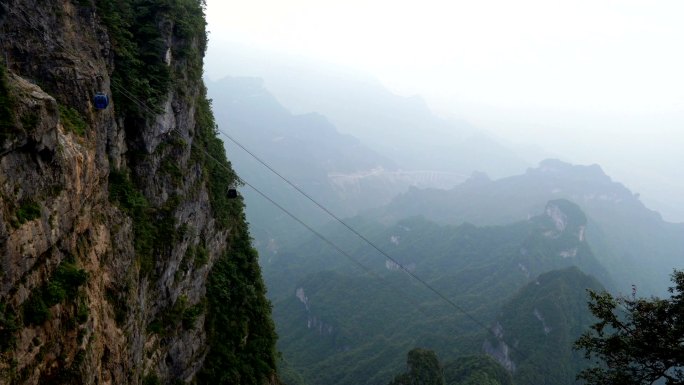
[219,131,496,334]
[109,80,442,325]
[9,4,529,363]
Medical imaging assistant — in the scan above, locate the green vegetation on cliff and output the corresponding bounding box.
[13,200,41,226]
[58,105,87,136]
[0,62,15,144]
[99,0,279,383]
[192,89,241,229]
[96,0,170,114]
[22,259,88,326]
[96,0,207,115]
[193,84,278,384]
[108,169,157,275]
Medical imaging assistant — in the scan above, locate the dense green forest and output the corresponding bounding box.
[267,201,606,385]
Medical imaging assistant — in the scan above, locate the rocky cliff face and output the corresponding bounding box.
[0,1,277,384]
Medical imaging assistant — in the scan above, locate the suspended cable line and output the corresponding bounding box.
[219,131,495,332]
[110,80,442,322]
[8,4,529,362]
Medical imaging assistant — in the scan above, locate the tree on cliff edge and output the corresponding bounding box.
[575,270,684,385]
[389,348,445,385]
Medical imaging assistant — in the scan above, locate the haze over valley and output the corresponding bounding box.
[202,2,684,384]
[204,0,684,223]
[200,2,684,383]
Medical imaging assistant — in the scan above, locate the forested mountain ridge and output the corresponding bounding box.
[372,158,684,295]
[0,1,277,384]
[485,267,604,384]
[269,200,607,385]
[385,268,602,385]
[388,348,513,385]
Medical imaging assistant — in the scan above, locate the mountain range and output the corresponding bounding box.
[370,158,684,295]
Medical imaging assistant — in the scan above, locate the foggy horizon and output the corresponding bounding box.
[203,0,684,222]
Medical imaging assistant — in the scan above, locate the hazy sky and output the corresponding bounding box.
[204,0,684,221]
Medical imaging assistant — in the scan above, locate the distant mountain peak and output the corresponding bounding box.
[464,170,492,184]
[530,159,609,182]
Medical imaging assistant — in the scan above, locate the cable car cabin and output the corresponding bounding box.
[227,188,239,199]
[93,93,109,110]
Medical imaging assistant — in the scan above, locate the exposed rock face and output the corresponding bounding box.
[542,199,587,241]
[533,308,551,335]
[294,288,333,336]
[296,287,309,310]
[0,1,277,384]
[545,204,568,232]
[482,322,516,372]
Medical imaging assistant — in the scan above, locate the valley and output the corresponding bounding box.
[205,56,684,385]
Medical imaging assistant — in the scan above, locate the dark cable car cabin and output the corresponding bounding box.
[227,188,238,199]
[93,93,109,110]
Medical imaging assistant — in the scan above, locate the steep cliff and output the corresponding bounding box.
[0,1,277,384]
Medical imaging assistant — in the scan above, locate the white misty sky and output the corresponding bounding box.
[203,0,684,221]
